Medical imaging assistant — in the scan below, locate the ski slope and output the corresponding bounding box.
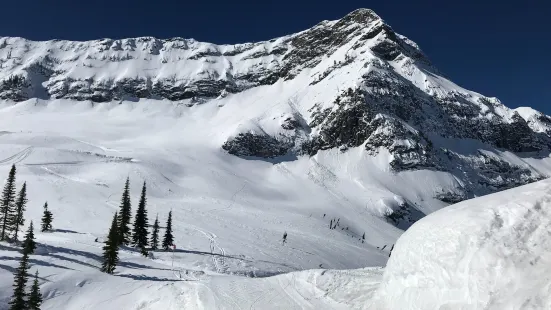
[0,230,384,309]
[0,99,399,309]
[1,103,549,309]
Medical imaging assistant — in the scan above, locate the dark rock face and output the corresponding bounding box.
[494,113,541,152]
[279,9,381,80]
[303,85,435,170]
[471,152,543,190]
[0,75,30,101]
[281,117,301,130]
[364,116,435,171]
[434,191,466,204]
[222,133,293,158]
[305,90,374,154]
[384,200,426,229]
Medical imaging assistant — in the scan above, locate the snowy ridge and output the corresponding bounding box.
[371,178,551,309]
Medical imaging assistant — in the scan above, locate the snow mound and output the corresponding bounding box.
[373,178,551,309]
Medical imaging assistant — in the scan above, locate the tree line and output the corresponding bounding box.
[0,164,47,310]
[1,165,53,243]
[101,177,174,274]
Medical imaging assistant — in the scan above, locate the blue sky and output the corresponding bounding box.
[2,0,549,114]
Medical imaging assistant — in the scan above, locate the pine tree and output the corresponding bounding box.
[362,232,365,244]
[11,182,28,242]
[116,177,132,245]
[150,214,159,251]
[22,221,36,255]
[0,164,17,241]
[27,270,42,310]
[101,212,119,274]
[40,202,53,232]
[8,249,29,310]
[162,211,174,251]
[131,181,148,256]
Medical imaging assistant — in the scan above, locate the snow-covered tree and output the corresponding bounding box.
[132,181,148,256]
[0,164,17,241]
[11,182,28,242]
[40,202,53,232]
[150,214,159,251]
[27,271,42,310]
[22,221,36,255]
[101,212,119,274]
[116,177,132,245]
[8,248,29,310]
[162,211,174,251]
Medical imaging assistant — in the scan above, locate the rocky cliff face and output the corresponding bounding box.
[0,8,549,207]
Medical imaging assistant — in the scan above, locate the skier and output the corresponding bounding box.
[282,231,288,245]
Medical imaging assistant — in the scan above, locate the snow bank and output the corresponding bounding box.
[373,178,551,309]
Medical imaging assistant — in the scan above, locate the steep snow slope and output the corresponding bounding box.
[0,99,397,309]
[372,178,551,310]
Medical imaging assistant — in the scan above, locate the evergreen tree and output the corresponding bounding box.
[101,212,119,274]
[140,246,148,257]
[8,248,29,310]
[0,164,17,241]
[131,181,149,256]
[40,202,53,232]
[150,214,159,251]
[116,177,132,246]
[11,182,28,242]
[162,211,174,251]
[22,221,36,255]
[362,232,365,244]
[27,270,42,310]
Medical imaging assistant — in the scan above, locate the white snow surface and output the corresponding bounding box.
[372,178,551,310]
[0,99,395,309]
[0,97,550,309]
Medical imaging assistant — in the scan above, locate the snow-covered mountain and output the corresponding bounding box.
[1,8,550,212]
[0,8,550,309]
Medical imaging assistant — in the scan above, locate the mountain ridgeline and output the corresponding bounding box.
[0,8,550,214]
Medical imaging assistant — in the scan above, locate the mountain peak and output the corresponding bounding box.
[341,8,383,25]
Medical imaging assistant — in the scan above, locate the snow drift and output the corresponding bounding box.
[373,178,551,309]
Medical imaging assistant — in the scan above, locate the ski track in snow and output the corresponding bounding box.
[189,227,228,275]
[0,146,33,165]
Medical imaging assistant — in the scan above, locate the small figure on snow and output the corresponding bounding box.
[282,231,288,245]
